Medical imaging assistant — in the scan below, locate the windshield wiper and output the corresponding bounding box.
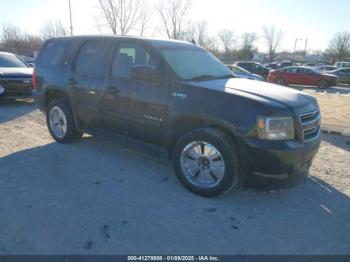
[218,74,235,79]
[187,74,235,82]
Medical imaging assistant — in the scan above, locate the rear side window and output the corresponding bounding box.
[39,40,69,68]
[285,68,297,73]
[75,40,110,77]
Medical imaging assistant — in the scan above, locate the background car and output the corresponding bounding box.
[0,52,33,99]
[277,61,294,69]
[328,68,350,84]
[267,66,337,89]
[335,62,350,68]
[235,61,270,79]
[18,55,36,67]
[304,62,326,67]
[264,62,278,70]
[226,64,265,81]
[317,65,338,72]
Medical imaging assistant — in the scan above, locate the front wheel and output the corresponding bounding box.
[172,128,240,197]
[46,99,83,143]
[275,77,285,86]
[317,79,330,89]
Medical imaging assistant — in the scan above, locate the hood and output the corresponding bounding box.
[321,73,338,78]
[186,78,318,113]
[0,67,33,78]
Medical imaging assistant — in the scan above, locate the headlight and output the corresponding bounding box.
[257,116,295,140]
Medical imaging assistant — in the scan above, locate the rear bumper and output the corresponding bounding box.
[238,136,321,182]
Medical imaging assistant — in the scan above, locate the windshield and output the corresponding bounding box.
[0,53,28,68]
[161,47,233,81]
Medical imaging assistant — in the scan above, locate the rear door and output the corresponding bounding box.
[70,39,112,125]
[101,40,169,143]
[294,68,314,85]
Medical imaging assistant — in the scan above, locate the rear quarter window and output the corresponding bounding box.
[37,40,69,68]
[74,40,110,77]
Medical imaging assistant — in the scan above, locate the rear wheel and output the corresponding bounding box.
[172,128,240,197]
[317,79,330,89]
[46,99,83,143]
[275,77,285,86]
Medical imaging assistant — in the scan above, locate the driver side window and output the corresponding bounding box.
[111,43,158,79]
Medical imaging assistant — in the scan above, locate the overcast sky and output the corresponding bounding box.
[1,0,349,52]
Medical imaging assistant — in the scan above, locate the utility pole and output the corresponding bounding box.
[293,38,302,60]
[304,38,308,61]
[68,0,73,36]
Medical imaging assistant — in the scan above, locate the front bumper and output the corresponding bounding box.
[0,79,33,98]
[238,136,321,183]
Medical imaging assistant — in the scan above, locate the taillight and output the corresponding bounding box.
[32,67,37,90]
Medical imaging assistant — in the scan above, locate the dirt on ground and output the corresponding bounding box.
[0,99,350,255]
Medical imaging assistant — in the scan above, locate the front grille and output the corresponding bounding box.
[0,78,32,96]
[304,127,319,141]
[300,111,320,124]
[298,110,321,142]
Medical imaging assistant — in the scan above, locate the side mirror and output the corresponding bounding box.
[130,65,160,84]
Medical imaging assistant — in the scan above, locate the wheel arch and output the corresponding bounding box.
[45,89,70,107]
[45,88,82,131]
[165,115,239,151]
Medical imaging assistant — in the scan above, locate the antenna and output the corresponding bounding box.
[68,0,73,36]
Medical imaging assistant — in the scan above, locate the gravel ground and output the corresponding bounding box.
[0,99,350,255]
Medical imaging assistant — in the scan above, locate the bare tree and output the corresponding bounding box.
[185,21,207,45]
[156,0,192,40]
[1,23,42,55]
[1,23,23,52]
[139,3,153,36]
[98,0,146,35]
[326,31,350,62]
[41,20,69,40]
[237,32,258,60]
[262,25,283,62]
[218,29,235,53]
[1,23,21,43]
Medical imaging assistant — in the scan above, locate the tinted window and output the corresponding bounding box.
[75,40,110,76]
[39,40,68,67]
[0,53,27,68]
[285,68,298,73]
[297,68,313,74]
[111,43,158,79]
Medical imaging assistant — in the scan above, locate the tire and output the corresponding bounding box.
[317,79,330,89]
[275,77,285,86]
[172,128,240,197]
[46,99,83,143]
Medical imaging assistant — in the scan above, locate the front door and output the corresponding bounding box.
[101,41,169,144]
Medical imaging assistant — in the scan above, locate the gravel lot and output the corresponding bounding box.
[0,99,350,255]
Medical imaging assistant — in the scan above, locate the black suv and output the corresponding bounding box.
[235,61,271,79]
[33,36,321,197]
